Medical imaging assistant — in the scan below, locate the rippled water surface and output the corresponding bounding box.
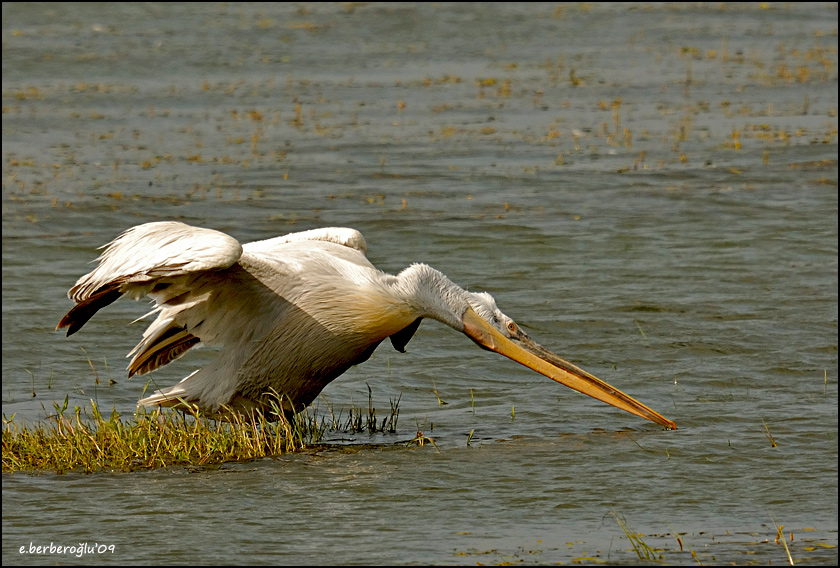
[3,3,837,565]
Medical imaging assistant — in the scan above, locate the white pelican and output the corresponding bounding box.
[57,221,676,429]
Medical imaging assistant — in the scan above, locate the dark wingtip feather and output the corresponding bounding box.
[56,287,123,337]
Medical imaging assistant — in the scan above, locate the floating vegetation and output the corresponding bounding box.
[3,389,402,474]
[610,511,662,561]
[453,525,831,565]
[406,430,438,452]
[762,418,779,448]
[772,517,796,566]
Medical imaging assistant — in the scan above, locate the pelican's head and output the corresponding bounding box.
[465,291,515,333]
[398,264,674,429]
[461,291,676,429]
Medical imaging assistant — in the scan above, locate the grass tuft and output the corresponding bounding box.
[321,386,400,434]
[2,394,322,474]
[3,389,403,474]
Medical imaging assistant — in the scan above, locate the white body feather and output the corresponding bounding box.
[60,222,478,415]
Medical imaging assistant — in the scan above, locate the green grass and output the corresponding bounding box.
[3,389,401,474]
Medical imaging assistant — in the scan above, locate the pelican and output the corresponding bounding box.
[57,221,676,429]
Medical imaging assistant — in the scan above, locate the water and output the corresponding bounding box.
[2,2,837,565]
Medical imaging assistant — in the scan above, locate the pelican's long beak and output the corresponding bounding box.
[462,307,676,429]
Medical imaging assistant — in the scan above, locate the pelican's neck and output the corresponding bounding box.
[394,263,471,331]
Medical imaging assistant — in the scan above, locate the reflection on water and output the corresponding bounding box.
[2,2,837,565]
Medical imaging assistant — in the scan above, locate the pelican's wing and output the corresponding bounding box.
[141,238,375,411]
[243,227,368,257]
[57,221,243,337]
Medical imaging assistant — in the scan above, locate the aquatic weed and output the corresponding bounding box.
[2,395,317,474]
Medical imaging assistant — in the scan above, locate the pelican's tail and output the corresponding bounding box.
[137,372,196,409]
[137,363,241,417]
[138,370,281,421]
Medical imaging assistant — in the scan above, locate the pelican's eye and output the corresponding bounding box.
[506,321,519,335]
